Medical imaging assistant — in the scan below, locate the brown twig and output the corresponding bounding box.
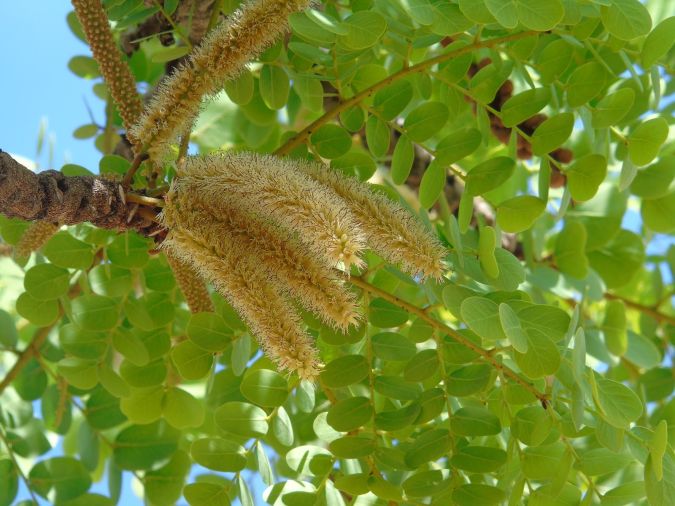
[0,324,54,395]
[121,152,147,188]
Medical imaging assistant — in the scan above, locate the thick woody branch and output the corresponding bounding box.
[0,151,146,230]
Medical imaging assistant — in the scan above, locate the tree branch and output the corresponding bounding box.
[0,151,146,230]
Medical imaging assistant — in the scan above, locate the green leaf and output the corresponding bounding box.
[163,387,204,429]
[497,196,546,233]
[338,12,387,50]
[259,65,289,110]
[603,300,627,356]
[577,448,633,476]
[184,483,231,506]
[630,157,675,199]
[365,114,390,158]
[43,232,94,270]
[587,229,645,288]
[592,88,635,128]
[555,221,589,279]
[272,406,294,446]
[190,438,246,472]
[369,298,408,327]
[419,160,446,208]
[327,397,373,431]
[600,0,652,41]
[0,310,18,348]
[371,332,416,361]
[513,330,560,378]
[29,457,92,502]
[485,0,518,29]
[566,62,607,107]
[374,80,413,121]
[501,88,551,127]
[107,233,149,269]
[186,312,231,352]
[16,292,59,326]
[531,112,574,155]
[375,403,422,431]
[596,378,643,428]
[601,481,646,506]
[478,226,499,278]
[320,355,369,388]
[329,436,376,459]
[113,421,178,470]
[642,192,675,233]
[240,369,288,407]
[627,117,669,166]
[391,135,415,184]
[24,263,70,301]
[642,16,675,67]
[112,329,149,366]
[566,153,607,201]
[404,101,449,142]
[461,296,507,341]
[513,406,552,446]
[89,265,133,297]
[224,69,254,105]
[516,0,564,31]
[430,3,472,35]
[0,459,18,506]
[446,364,492,396]
[450,406,501,436]
[71,295,119,331]
[125,293,174,331]
[405,429,452,467]
[402,469,451,498]
[499,303,528,353]
[465,157,515,195]
[171,340,213,380]
[450,446,507,472]
[311,124,352,159]
[453,484,506,505]
[645,451,675,506]
[435,127,482,165]
[214,401,269,438]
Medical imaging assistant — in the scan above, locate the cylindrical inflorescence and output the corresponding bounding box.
[165,249,214,314]
[71,0,143,143]
[128,0,311,159]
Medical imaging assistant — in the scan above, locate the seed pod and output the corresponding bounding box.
[129,0,311,158]
[14,221,59,258]
[71,0,143,141]
[165,249,213,314]
[163,228,320,380]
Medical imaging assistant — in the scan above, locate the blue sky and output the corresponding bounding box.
[1,1,101,171]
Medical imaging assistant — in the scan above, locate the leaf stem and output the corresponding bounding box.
[348,275,547,402]
[274,31,535,156]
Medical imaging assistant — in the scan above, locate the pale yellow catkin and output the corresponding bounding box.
[71,0,143,140]
[165,250,214,313]
[163,228,320,379]
[177,152,366,270]
[14,222,60,258]
[129,0,311,159]
[298,162,447,279]
[164,191,360,330]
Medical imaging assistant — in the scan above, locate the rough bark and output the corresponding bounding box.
[0,151,145,230]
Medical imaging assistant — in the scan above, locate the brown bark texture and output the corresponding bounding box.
[0,151,142,230]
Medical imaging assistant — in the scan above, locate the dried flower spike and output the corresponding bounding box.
[295,161,447,279]
[164,229,320,380]
[14,221,59,258]
[129,0,311,158]
[165,250,213,313]
[177,152,366,270]
[163,192,360,330]
[71,0,143,141]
